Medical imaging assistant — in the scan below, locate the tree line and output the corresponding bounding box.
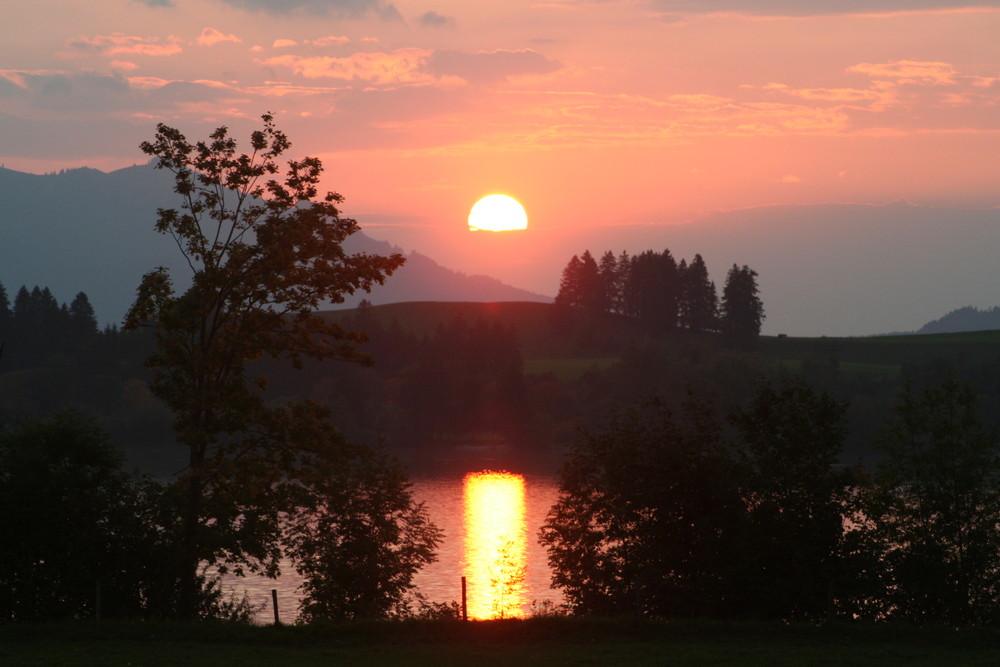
[541,377,1000,624]
[555,249,764,345]
[0,283,100,369]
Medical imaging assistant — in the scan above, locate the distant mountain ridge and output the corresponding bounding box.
[0,164,550,325]
[5,164,1000,336]
[916,306,1000,334]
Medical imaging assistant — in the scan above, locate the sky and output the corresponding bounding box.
[3,0,1000,331]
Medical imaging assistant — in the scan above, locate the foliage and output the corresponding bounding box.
[280,404,441,622]
[719,264,764,347]
[845,380,1000,624]
[124,113,419,617]
[0,283,98,370]
[730,377,852,618]
[541,379,853,619]
[679,254,719,332]
[555,251,601,311]
[539,395,743,616]
[0,412,168,621]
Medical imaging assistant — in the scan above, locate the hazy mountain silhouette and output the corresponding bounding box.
[4,163,1000,336]
[916,306,1000,334]
[0,164,549,325]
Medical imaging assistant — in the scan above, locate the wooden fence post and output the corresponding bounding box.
[461,576,468,621]
[272,589,280,625]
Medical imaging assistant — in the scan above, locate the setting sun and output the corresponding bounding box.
[468,195,528,232]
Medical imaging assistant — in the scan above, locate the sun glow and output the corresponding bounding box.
[463,470,528,619]
[468,194,528,232]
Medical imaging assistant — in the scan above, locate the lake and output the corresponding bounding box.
[224,467,563,624]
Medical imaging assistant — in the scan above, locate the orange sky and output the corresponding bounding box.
[2,0,999,301]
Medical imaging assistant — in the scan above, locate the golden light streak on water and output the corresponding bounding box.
[463,470,528,619]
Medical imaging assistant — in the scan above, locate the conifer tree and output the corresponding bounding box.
[720,264,764,345]
[555,255,583,307]
[69,292,98,341]
[680,254,718,332]
[577,250,602,311]
[598,251,619,314]
[0,282,10,354]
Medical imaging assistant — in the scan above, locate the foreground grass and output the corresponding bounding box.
[4,617,1000,666]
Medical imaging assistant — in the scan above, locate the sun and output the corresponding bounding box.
[468,194,528,232]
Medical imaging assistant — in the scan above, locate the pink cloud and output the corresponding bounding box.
[785,87,879,103]
[427,49,561,84]
[847,60,957,85]
[65,33,182,57]
[310,35,350,46]
[127,76,172,90]
[197,28,242,47]
[0,70,32,89]
[667,93,733,108]
[264,48,435,85]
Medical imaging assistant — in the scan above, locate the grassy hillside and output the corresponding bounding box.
[327,300,1000,372]
[325,301,702,361]
[758,329,1000,369]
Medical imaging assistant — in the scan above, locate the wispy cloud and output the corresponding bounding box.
[427,50,562,83]
[419,11,455,28]
[311,35,351,46]
[196,28,242,47]
[263,49,436,85]
[64,33,182,58]
[847,60,958,84]
[648,0,1000,17]
[218,0,401,19]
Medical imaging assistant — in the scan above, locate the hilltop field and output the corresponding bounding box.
[327,300,1000,377]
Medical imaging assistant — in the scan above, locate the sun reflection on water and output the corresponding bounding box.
[463,470,528,619]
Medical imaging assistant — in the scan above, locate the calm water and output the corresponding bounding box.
[224,469,562,624]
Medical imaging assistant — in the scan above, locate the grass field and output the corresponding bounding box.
[4,617,1000,666]
[523,357,619,381]
[327,301,1000,373]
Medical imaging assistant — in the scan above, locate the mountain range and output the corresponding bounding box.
[0,164,549,326]
[2,163,999,336]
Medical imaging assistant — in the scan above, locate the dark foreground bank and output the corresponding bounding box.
[3,617,1000,666]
